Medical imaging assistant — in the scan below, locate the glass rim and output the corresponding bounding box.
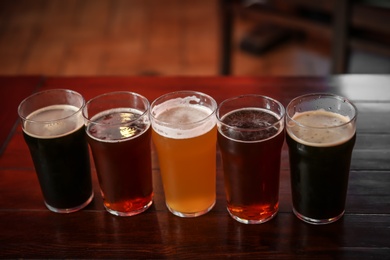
[83,91,150,126]
[18,89,84,124]
[216,94,286,132]
[286,93,358,130]
[150,90,217,127]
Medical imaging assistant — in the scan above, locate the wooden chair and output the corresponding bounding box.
[220,0,390,75]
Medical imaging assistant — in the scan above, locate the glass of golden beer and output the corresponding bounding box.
[150,91,217,217]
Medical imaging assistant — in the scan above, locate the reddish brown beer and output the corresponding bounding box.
[217,96,285,224]
[84,92,153,217]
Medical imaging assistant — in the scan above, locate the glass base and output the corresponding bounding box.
[105,200,153,217]
[293,207,344,225]
[45,192,94,213]
[167,201,215,218]
[227,207,278,224]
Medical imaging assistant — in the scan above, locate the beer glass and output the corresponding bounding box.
[83,92,153,217]
[217,95,285,224]
[18,89,94,213]
[286,93,357,225]
[150,91,217,217]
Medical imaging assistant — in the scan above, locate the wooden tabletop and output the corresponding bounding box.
[1,75,389,259]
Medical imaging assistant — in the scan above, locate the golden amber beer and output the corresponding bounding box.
[150,91,217,217]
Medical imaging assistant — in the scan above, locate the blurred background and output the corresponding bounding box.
[1,0,389,76]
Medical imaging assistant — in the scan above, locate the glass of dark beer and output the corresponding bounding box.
[286,93,357,225]
[217,95,285,224]
[83,91,153,217]
[18,89,94,213]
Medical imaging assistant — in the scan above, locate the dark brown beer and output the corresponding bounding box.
[86,108,153,216]
[218,108,284,223]
[287,110,356,222]
[287,133,355,220]
[23,104,93,212]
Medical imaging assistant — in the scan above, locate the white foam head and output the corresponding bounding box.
[23,104,84,138]
[151,95,216,139]
[86,108,150,143]
[287,109,355,147]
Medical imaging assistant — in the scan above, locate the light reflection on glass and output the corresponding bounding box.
[120,112,136,123]
[119,126,136,138]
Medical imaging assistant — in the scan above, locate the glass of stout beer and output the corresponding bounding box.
[286,93,357,225]
[18,89,94,213]
[217,95,285,224]
[150,91,217,217]
[83,92,153,217]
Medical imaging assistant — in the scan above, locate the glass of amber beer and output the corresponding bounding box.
[286,93,357,224]
[18,89,94,213]
[217,95,285,224]
[150,91,217,217]
[83,92,153,216]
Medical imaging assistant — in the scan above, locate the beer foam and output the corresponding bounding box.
[287,109,355,147]
[86,108,150,143]
[218,108,284,143]
[151,96,216,139]
[23,104,84,139]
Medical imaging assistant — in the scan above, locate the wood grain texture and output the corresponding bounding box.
[1,75,389,258]
[0,0,331,76]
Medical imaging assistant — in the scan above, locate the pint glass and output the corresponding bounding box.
[150,91,217,217]
[286,93,357,224]
[18,89,94,213]
[217,95,285,224]
[83,92,153,216]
